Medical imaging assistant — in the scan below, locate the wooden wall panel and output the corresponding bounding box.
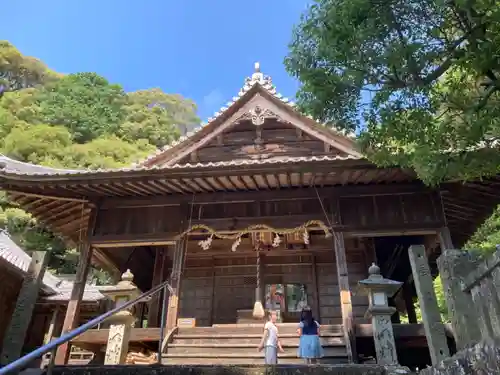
[315,239,370,325]
[178,238,371,327]
[213,275,255,324]
[178,119,344,165]
[94,205,181,236]
[179,278,212,327]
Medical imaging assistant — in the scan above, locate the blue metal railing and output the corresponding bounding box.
[0,279,173,375]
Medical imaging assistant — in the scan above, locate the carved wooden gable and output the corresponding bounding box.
[176,95,357,165]
[139,63,361,168]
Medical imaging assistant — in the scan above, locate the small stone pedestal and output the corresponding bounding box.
[100,270,140,365]
[357,264,410,374]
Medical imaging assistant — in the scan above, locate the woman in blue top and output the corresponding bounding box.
[297,307,323,364]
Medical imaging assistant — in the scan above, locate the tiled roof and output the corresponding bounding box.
[43,283,105,302]
[136,62,357,168]
[0,230,105,302]
[0,154,362,178]
[0,230,61,292]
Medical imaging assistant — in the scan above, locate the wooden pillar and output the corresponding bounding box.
[44,306,60,345]
[402,281,418,324]
[209,257,215,326]
[54,206,98,365]
[311,254,321,321]
[148,247,166,327]
[165,238,186,330]
[438,227,454,251]
[165,204,190,330]
[332,232,357,363]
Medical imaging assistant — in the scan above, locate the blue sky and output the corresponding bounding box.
[1,0,310,120]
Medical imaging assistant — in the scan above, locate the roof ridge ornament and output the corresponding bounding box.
[244,62,275,92]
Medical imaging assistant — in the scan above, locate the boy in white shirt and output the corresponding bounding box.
[258,310,284,364]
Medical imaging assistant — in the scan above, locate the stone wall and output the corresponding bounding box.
[437,249,500,349]
[0,262,51,356]
[0,263,22,354]
[419,339,500,375]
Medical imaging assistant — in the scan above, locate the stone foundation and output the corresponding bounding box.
[48,364,405,375]
[419,339,500,375]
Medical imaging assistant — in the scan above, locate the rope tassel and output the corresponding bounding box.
[252,252,265,319]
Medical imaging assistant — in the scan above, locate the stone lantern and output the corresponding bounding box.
[357,263,403,367]
[100,269,140,365]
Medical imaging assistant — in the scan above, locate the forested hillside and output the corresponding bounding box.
[0,41,199,282]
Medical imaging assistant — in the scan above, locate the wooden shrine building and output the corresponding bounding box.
[1,64,499,367]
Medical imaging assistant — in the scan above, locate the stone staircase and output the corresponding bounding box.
[162,324,349,365]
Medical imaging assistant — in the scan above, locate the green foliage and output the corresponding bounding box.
[286,0,500,185]
[466,205,500,254]
[3,123,73,165]
[36,73,127,143]
[0,42,200,279]
[120,89,197,147]
[0,40,60,93]
[399,277,449,324]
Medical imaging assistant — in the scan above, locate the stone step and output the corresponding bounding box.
[177,324,344,336]
[161,357,350,365]
[165,345,347,357]
[172,336,345,346]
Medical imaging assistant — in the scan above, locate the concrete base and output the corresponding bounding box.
[49,364,404,375]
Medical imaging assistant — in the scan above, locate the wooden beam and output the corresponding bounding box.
[332,232,357,363]
[100,183,435,209]
[356,323,436,338]
[91,249,121,281]
[54,206,98,365]
[71,328,162,344]
[90,222,444,250]
[5,189,93,204]
[91,234,177,248]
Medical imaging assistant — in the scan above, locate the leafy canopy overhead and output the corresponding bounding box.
[285,0,500,185]
[0,41,200,279]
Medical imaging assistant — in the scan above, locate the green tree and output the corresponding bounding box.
[120,89,198,147]
[0,40,60,94]
[285,0,500,185]
[2,123,73,166]
[36,72,127,143]
[466,205,500,254]
[0,42,199,278]
[67,136,155,169]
